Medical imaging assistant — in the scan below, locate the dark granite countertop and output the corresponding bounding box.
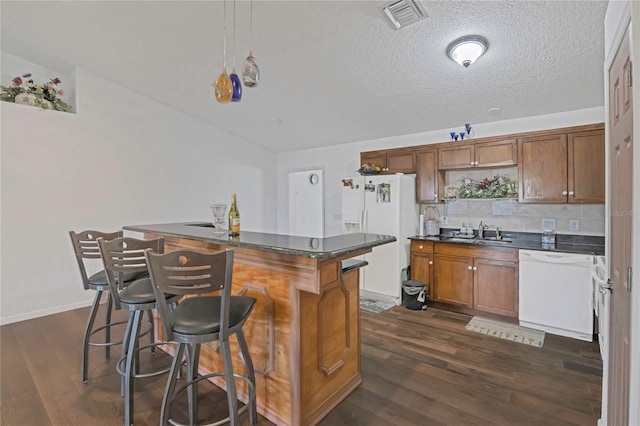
[409,229,604,256]
[124,222,396,260]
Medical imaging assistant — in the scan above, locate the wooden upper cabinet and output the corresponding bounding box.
[438,144,474,169]
[360,149,415,174]
[475,140,517,168]
[568,129,605,203]
[360,152,386,170]
[387,150,416,173]
[518,134,568,203]
[439,140,517,170]
[416,149,443,203]
[519,128,605,204]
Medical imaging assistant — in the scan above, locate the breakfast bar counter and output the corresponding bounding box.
[124,222,395,426]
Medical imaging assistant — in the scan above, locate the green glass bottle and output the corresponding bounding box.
[228,193,240,236]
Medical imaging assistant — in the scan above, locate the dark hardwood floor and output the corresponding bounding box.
[1,304,602,425]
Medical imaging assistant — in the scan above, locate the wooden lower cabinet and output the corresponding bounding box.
[409,240,433,299]
[151,235,367,426]
[433,255,474,307]
[431,243,519,319]
[473,258,519,317]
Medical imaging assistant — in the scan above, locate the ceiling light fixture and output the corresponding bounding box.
[446,35,488,68]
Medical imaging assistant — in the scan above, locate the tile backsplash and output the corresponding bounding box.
[419,167,605,236]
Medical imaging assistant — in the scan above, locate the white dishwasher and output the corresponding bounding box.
[519,250,594,341]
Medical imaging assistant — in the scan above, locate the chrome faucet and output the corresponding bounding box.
[478,221,489,239]
[496,226,502,240]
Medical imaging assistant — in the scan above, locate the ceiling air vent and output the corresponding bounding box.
[382,0,427,30]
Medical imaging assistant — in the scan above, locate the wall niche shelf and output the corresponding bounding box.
[441,197,518,202]
[1,51,76,114]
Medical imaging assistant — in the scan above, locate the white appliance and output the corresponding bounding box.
[518,250,595,342]
[592,256,608,359]
[591,255,609,425]
[341,174,418,304]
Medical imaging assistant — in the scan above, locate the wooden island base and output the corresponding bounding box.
[150,234,368,426]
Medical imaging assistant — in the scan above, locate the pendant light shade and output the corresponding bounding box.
[215,0,233,103]
[230,0,242,102]
[446,35,488,68]
[215,69,233,103]
[230,72,242,101]
[242,0,260,87]
[242,52,259,87]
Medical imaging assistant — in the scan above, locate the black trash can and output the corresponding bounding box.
[402,280,428,310]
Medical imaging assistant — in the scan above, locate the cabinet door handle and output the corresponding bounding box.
[418,245,423,250]
[562,191,568,195]
[434,193,437,198]
[473,266,478,271]
[475,161,479,166]
[467,265,473,270]
[569,191,575,196]
[470,162,474,166]
[429,260,433,265]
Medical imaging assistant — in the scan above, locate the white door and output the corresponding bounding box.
[606,26,633,426]
[288,170,324,238]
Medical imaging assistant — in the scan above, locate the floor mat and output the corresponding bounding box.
[359,297,395,314]
[465,316,545,347]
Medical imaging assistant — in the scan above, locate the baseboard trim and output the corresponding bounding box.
[0,298,95,326]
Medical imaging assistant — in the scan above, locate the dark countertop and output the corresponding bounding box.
[124,222,396,260]
[410,229,604,256]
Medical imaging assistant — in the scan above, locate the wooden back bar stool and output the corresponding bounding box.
[98,236,179,426]
[145,248,257,426]
[69,230,149,383]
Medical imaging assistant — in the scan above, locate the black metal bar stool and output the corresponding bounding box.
[98,235,180,426]
[145,248,257,426]
[69,230,150,383]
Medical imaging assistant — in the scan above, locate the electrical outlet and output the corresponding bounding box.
[542,218,556,231]
[570,219,580,231]
[441,216,448,225]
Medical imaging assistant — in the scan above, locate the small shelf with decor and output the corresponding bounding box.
[0,51,76,114]
[444,174,518,201]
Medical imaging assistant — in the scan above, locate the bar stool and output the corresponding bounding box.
[97,235,179,426]
[144,248,257,426]
[69,230,150,383]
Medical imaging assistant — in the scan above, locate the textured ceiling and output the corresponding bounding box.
[1,1,607,153]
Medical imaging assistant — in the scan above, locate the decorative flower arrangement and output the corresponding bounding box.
[457,175,518,199]
[0,73,72,112]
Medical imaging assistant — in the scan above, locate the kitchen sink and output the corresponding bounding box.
[476,237,514,244]
[438,235,475,243]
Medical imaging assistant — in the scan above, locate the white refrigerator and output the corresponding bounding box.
[341,174,418,304]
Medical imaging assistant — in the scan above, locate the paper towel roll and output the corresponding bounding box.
[419,214,425,236]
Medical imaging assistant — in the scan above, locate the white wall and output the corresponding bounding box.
[276,107,604,237]
[0,64,277,325]
[604,1,640,423]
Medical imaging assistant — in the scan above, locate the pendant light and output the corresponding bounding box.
[214,0,233,103]
[242,0,260,87]
[230,0,242,101]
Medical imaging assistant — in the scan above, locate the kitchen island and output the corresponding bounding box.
[123,222,395,426]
